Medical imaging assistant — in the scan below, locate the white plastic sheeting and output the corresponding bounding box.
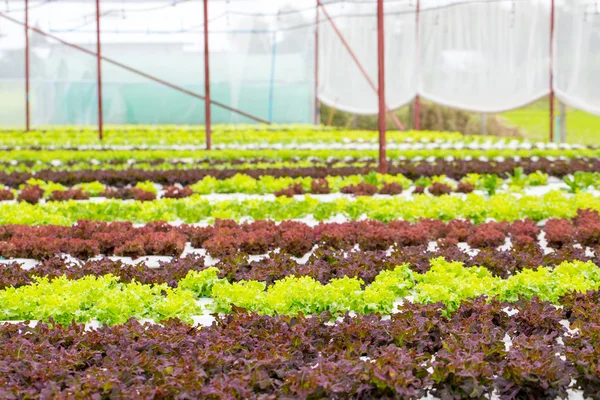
[98,1,206,125]
[317,0,417,115]
[28,2,98,126]
[2,0,600,127]
[0,0,316,126]
[0,8,25,127]
[554,0,600,117]
[212,1,315,124]
[419,0,550,112]
[319,0,551,114]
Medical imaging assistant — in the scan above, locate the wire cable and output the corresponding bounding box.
[48,0,540,36]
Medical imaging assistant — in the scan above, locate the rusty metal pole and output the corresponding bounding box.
[549,0,555,142]
[314,0,320,125]
[25,0,30,131]
[95,0,103,140]
[203,0,211,150]
[414,0,420,130]
[377,0,387,173]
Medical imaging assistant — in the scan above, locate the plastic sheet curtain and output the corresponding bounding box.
[317,0,417,115]
[100,0,315,125]
[0,0,315,127]
[210,0,315,124]
[419,0,550,112]
[4,0,600,128]
[318,0,600,118]
[554,0,600,117]
[0,1,98,126]
[99,1,206,125]
[318,0,551,114]
[29,1,97,126]
[0,6,25,126]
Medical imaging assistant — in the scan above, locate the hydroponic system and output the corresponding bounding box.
[1,0,600,398]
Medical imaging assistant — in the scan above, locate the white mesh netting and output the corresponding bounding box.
[0,0,316,126]
[418,0,550,112]
[0,0,599,127]
[317,0,416,114]
[554,0,600,117]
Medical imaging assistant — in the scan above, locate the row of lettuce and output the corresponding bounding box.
[0,191,598,225]
[0,213,596,259]
[1,295,599,399]
[2,155,597,176]
[3,147,598,164]
[3,241,599,286]
[3,160,596,193]
[0,126,473,147]
[2,170,578,202]
[1,259,600,325]
[1,158,351,173]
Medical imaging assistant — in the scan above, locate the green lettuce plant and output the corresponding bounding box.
[0,260,598,324]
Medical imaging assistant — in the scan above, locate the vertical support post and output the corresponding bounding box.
[314,1,320,125]
[549,0,555,142]
[25,0,30,131]
[413,0,420,131]
[95,0,103,140]
[203,0,211,150]
[377,0,387,174]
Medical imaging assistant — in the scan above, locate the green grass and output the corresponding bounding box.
[500,99,600,146]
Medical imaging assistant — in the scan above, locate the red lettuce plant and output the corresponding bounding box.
[456,181,475,194]
[545,219,576,248]
[17,184,44,204]
[340,182,378,196]
[274,183,305,198]
[101,187,156,201]
[48,188,90,201]
[428,182,453,196]
[0,189,14,201]
[162,185,194,199]
[379,182,403,195]
[310,178,331,194]
[467,225,507,248]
